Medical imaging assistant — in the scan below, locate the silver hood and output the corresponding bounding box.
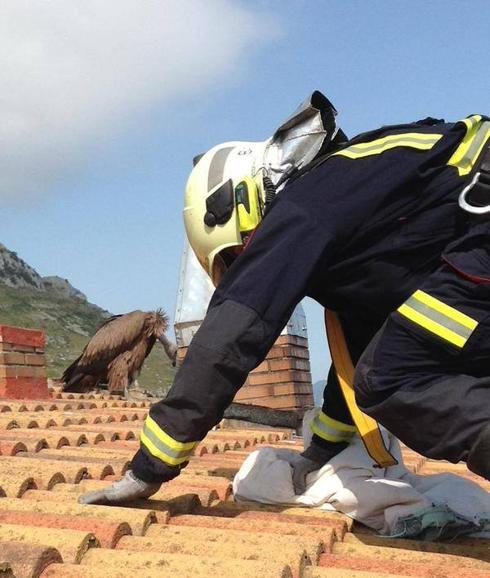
[264,90,342,190]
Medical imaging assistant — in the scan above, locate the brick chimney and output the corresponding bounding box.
[0,326,50,399]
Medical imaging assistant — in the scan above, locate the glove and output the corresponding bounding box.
[78,470,161,505]
[292,440,348,495]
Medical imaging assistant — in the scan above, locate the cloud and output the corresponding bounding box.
[0,0,274,201]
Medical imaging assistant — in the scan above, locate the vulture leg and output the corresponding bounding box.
[124,374,139,400]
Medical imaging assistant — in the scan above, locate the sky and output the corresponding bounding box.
[1,0,489,385]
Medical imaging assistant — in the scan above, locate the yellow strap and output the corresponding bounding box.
[325,309,397,468]
[447,115,490,176]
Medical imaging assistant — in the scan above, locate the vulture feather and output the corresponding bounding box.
[62,309,177,396]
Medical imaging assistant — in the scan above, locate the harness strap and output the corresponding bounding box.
[324,309,398,468]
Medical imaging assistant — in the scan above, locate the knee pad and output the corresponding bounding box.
[467,423,490,480]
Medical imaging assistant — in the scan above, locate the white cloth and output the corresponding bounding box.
[233,409,490,537]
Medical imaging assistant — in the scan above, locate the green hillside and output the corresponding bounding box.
[0,284,176,394]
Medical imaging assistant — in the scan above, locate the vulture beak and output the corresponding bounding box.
[158,333,178,367]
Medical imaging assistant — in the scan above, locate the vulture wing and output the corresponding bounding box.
[69,310,149,373]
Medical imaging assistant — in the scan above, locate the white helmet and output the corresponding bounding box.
[183,90,344,286]
[184,140,269,286]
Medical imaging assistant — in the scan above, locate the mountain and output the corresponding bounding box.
[0,242,45,290]
[0,243,176,393]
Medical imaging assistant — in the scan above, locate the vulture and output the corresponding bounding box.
[62,309,177,396]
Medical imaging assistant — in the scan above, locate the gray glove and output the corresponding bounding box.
[78,470,161,505]
[292,441,348,495]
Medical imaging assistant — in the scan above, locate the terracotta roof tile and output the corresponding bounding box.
[80,548,294,578]
[0,440,28,456]
[117,530,315,574]
[0,391,488,578]
[0,542,62,578]
[3,495,157,536]
[170,513,339,549]
[0,429,86,449]
[321,543,490,574]
[0,511,130,549]
[0,473,37,498]
[0,524,96,564]
[1,456,89,486]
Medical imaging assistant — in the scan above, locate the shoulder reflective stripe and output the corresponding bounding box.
[397,290,478,348]
[311,410,356,443]
[140,415,198,466]
[333,133,442,160]
[448,116,490,176]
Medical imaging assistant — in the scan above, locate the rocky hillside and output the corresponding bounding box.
[0,242,45,290]
[0,243,176,393]
[0,243,87,299]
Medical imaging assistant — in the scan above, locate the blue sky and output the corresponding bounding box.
[1,0,489,384]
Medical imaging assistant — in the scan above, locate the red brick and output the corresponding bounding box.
[25,354,46,366]
[291,370,312,383]
[15,366,47,378]
[264,358,291,371]
[0,365,45,379]
[0,352,25,365]
[247,371,280,386]
[274,334,308,347]
[234,385,273,401]
[273,383,313,396]
[288,345,310,359]
[11,344,38,353]
[266,345,310,360]
[266,358,311,372]
[260,394,313,409]
[0,326,45,348]
[252,360,269,373]
[264,345,285,359]
[0,366,17,378]
[248,369,311,386]
[0,343,12,352]
[0,377,50,400]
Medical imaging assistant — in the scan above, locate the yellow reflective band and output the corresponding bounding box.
[448,115,490,176]
[412,290,477,330]
[311,410,357,443]
[398,304,467,348]
[311,420,355,443]
[317,411,357,433]
[140,430,192,466]
[398,290,478,348]
[140,415,198,466]
[333,132,442,160]
[144,415,197,451]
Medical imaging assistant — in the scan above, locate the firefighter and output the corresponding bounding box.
[80,94,490,505]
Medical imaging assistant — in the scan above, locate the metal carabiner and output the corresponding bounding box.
[458,171,490,215]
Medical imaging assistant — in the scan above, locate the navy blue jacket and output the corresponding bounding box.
[132,116,483,482]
